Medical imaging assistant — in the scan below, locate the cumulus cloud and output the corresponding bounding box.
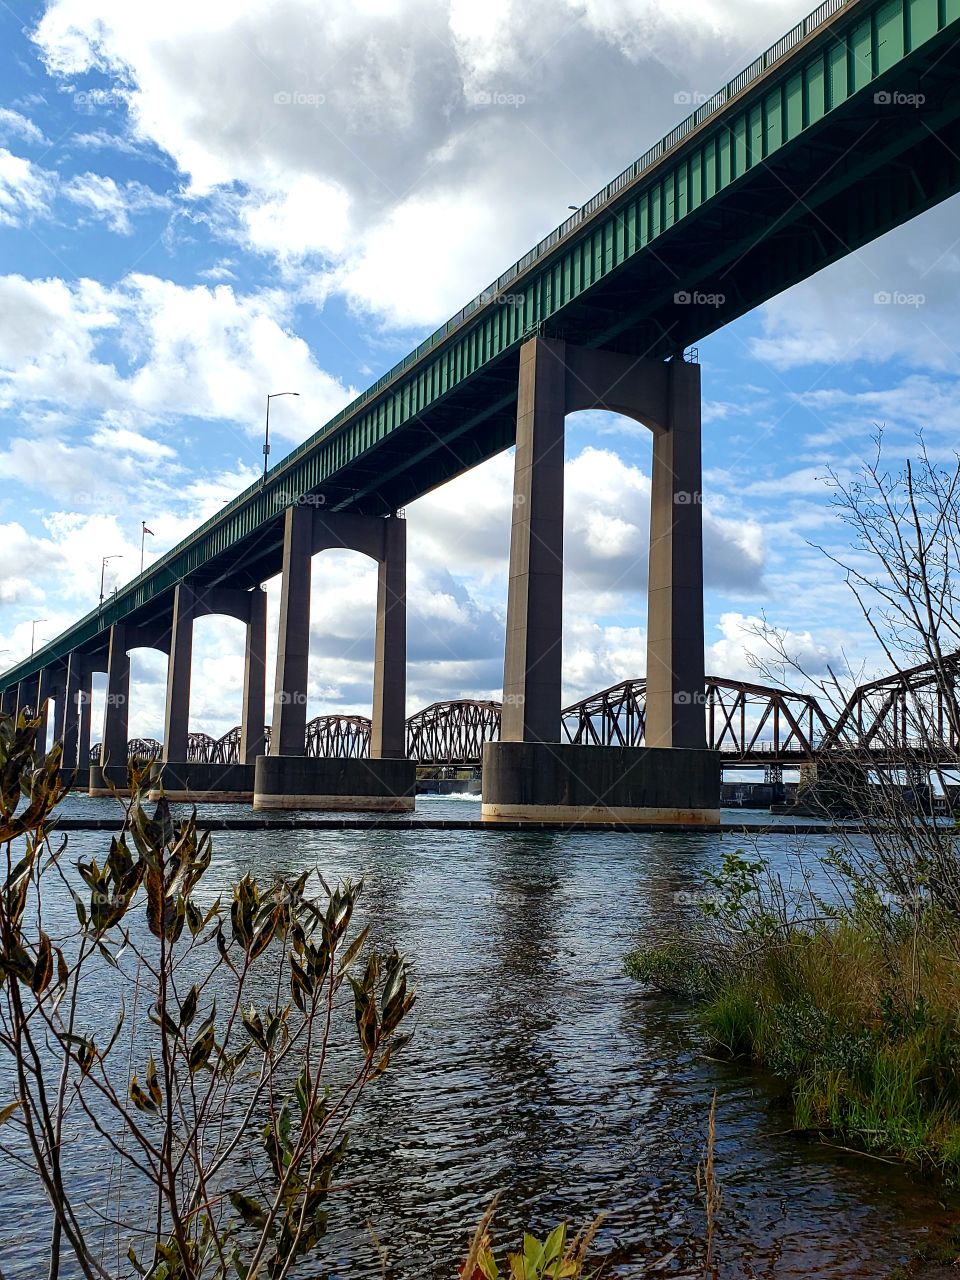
[0,108,49,146]
[706,611,847,685]
[0,271,355,442]
[33,0,815,328]
[409,444,765,601]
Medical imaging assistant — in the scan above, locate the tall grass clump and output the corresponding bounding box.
[626,849,960,1176]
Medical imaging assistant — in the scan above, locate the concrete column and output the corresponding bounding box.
[270,503,314,756]
[501,337,566,744]
[163,583,196,763]
[371,517,407,759]
[35,670,52,754]
[240,588,268,764]
[77,667,93,768]
[645,360,706,749]
[52,681,66,747]
[101,624,130,769]
[62,654,83,770]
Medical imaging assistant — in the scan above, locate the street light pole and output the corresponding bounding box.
[99,555,123,609]
[30,619,46,655]
[262,391,300,484]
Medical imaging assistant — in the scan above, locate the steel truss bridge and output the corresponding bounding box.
[90,659,960,770]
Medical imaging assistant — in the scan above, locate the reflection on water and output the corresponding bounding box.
[0,793,952,1277]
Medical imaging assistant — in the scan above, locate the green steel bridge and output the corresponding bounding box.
[3,0,960,805]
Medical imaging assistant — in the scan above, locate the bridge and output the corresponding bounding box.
[82,657,960,778]
[3,0,960,822]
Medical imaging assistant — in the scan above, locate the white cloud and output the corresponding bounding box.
[0,108,49,146]
[567,0,806,61]
[0,149,55,226]
[236,176,351,263]
[751,199,960,373]
[0,271,355,443]
[706,611,845,685]
[63,171,170,233]
[410,444,765,601]
[198,258,238,281]
[32,0,818,329]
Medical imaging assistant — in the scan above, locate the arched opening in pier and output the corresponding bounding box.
[189,612,248,746]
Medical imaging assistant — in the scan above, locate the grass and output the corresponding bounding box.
[623,938,713,998]
[626,908,960,1176]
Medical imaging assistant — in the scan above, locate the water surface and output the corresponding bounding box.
[0,793,949,1277]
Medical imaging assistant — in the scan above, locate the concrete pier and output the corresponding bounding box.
[254,507,414,811]
[91,623,170,796]
[254,756,415,811]
[482,743,720,824]
[89,763,131,795]
[483,338,719,825]
[93,623,131,795]
[148,761,255,803]
[157,585,269,799]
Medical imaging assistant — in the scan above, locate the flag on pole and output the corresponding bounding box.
[143,524,154,537]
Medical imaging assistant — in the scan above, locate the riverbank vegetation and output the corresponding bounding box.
[627,440,960,1178]
[627,848,960,1175]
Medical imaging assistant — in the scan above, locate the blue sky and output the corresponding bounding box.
[1,0,958,742]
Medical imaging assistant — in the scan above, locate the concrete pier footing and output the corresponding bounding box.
[148,762,255,804]
[253,755,416,812]
[481,742,721,825]
[89,764,131,797]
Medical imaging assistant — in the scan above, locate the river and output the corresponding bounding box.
[0,792,953,1277]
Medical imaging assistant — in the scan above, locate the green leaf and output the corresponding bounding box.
[541,1224,565,1265]
[129,1074,156,1113]
[127,1245,147,1276]
[180,985,198,1028]
[523,1233,544,1269]
[334,924,369,978]
[289,956,312,1012]
[189,1025,215,1072]
[229,1191,267,1228]
[294,1067,310,1121]
[146,1055,162,1108]
[30,931,52,995]
[145,869,164,940]
[277,1103,291,1150]
[241,1006,267,1051]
